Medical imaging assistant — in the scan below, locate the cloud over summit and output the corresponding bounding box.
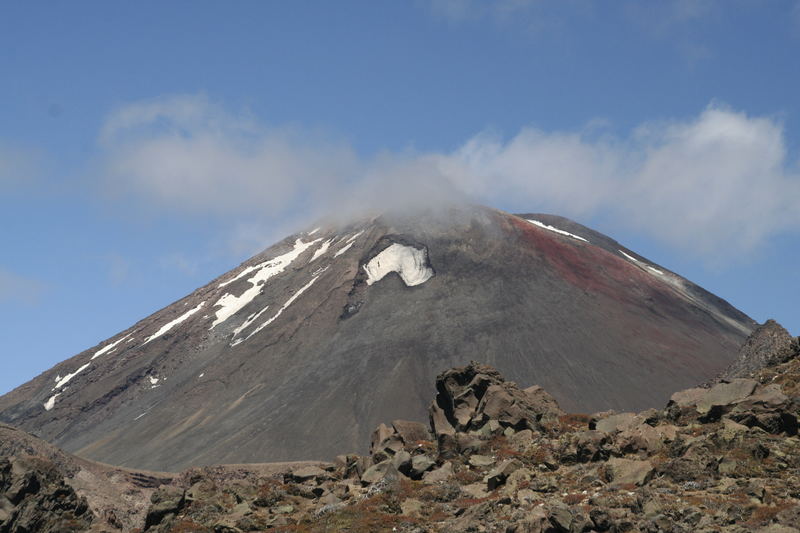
[98,95,800,261]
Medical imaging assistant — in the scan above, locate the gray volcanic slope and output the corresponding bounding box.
[0,206,755,471]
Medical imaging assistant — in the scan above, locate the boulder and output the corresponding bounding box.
[594,412,638,434]
[428,362,546,441]
[288,465,328,483]
[145,486,186,529]
[360,460,400,486]
[696,379,758,414]
[485,459,523,490]
[605,457,654,487]
[392,450,412,476]
[522,385,565,419]
[468,455,496,468]
[391,419,431,445]
[422,461,454,484]
[410,455,436,479]
[369,423,404,460]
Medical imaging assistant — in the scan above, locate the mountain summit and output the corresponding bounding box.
[0,206,755,470]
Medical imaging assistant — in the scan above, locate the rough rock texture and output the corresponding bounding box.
[719,319,800,381]
[1,319,798,532]
[0,455,92,532]
[0,206,755,470]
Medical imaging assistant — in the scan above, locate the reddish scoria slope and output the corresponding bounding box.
[0,206,755,470]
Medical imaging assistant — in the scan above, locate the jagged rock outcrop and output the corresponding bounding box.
[720,319,800,380]
[0,455,92,533]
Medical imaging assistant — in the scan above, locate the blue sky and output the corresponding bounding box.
[1,1,799,395]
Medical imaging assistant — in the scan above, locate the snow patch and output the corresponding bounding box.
[619,250,640,263]
[308,227,321,235]
[345,230,364,244]
[91,333,132,360]
[133,412,148,421]
[198,373,204,378]
[333,242,355,257]
[364,244,434,287]
[149,375,159,385]
[236,267,328,344]
[310,239,334,262]
[332,231,364,257]
[43,393,60,411]
[526,219,588,242]
[54,363,91,389]
[231,304,271,338]
[211,238,320,328]
[144,301,205,344]
[619,250,665,276]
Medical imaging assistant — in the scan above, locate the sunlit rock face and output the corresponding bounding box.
[0,205,755,471]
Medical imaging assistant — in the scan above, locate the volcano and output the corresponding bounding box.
[0,206,755,471]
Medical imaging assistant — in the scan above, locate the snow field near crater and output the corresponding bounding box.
[364,243,434,287]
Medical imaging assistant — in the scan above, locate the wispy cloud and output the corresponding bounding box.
[442,105,800,258]
[97,95,800,261]
[0,268,45,305]
[99,94,360,218]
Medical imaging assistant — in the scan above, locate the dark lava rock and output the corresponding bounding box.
[0,456,92,533]
[719,319,800,381]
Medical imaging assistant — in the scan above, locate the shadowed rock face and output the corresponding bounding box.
[0,205,755,471]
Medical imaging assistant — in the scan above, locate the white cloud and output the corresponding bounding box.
[439,105,800,258]
[98,95,800,261]
[99,94,359,217]
[0,269,45,305]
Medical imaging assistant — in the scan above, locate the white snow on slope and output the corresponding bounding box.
[332,231,365,258]
[149,375,159,385]
[345,230,364,243]
[91,333,132,360]
[364,243,434,287]
[54,363,91,389]
[308,227,321,235]
[619,250,640,263]
[231,304,272,338]
[526,219,588,242]
[211,238,320,328]
[619,250,665,276]
[234,267,328,345]
[43,393,60,411]
[310,239,334,262]
[333,242,355,257]
[144,301,205,344]
[218,264,261,288]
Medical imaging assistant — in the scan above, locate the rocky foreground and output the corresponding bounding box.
[2,320,799,533]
